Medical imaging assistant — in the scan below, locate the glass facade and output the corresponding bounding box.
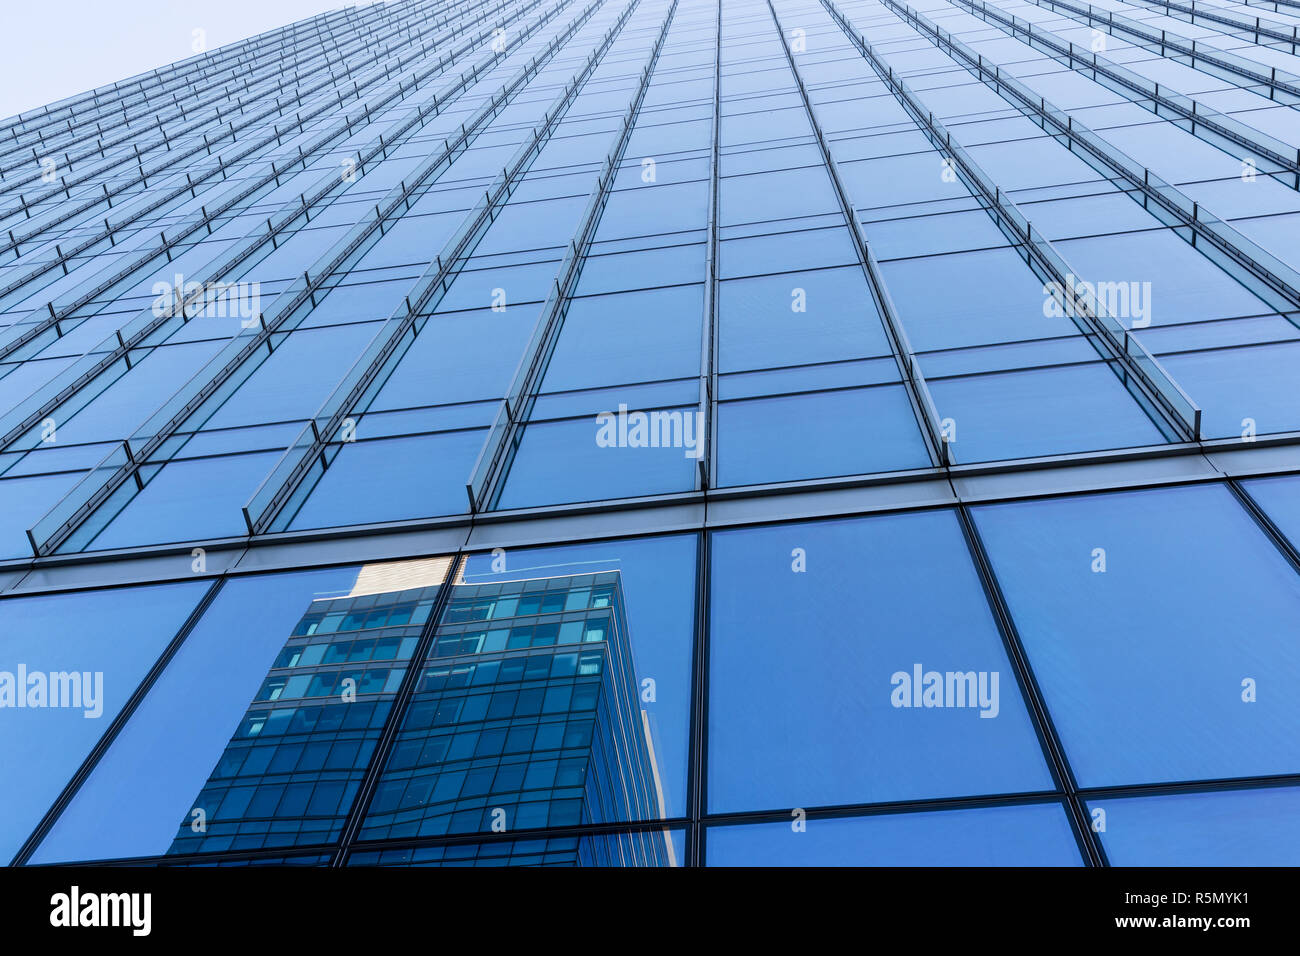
[2,0,1299,866]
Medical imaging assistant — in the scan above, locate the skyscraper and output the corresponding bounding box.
[3,0,1300,868]
[169,566,673,865]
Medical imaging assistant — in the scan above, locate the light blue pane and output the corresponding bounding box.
[55,341,224,445]
[32,567,362,863]
[0,580,208,863]
[719,267,891,373]
[880,248,1078,351]
[1158,341,1300,438]
[288,430,481,529]
[718,385,929,486]
[458,534,696,818]
[973,484,1300,787]
[541,285,703,392]
[719,227,858,278]
[707,803,1083,866]
[204,323,380,430]
[1242,474,1300,551]
[497,415,698,509]
[87,451,281,550]
[1057,230,1268,326]
[0,472,82,559]
[1090,787,1300,866]
[720,166,839,226]
[373,306,539,410]
[928,363,1165,461]
[708,510,1054,812]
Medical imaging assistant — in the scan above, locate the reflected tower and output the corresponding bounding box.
[170,563,672,865]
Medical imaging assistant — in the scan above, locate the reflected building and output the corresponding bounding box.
[170,563,673,865]
[360,568,674,866]
[167,558,452,854]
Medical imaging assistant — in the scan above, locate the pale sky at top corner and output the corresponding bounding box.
[0,0,362,120]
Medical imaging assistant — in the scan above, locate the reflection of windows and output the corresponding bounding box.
[166,564,451,856]
[361,571,674,866]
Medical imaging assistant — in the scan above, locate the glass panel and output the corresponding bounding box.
[349,828,684,866]
[1089,787,1300,866]
[707,803,1083,866]
[1242,474,1300,552]
[973,484,1300,787]
[359,535,694,843]
[33,558,454,862]
[708,509,1053,813]
[0,580,208,863]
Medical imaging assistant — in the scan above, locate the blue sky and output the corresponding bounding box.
[0,0,350,120]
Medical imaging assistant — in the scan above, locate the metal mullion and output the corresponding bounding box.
[698,0,724,492]
[246,0,640,535]
[1018,0,1300,102]
[954,504,1108,866]
[19,0,596,558]
[342,815,692,864]
[0,0,486,255]
[764,0,951,468]
[1227,477,1300,574]
[950,0,1300,187]
[0,2,406,183]
[330,552,468,866]
[685,527,711,866]
[822,0,1204,445]
[10,575,227,866]
[0,0,547,371]
[701,790,1067,829]
[459,0,684,513]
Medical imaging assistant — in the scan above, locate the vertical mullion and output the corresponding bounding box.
[332,552,467,865]
[686,529,712,866]
[698,0,724,491]
[11,574,227,866]
[955,505,1108,867]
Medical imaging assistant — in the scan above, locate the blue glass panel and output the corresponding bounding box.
[1241,474,1300,552]
[1089,787,1300,866]
[718,267,892,373]
[87,451,282,550]
[927,363,1165,461]
[287,430,482,529]
[0,580,208,863]
[973,484,1300,787]
[33,560,449,861]
[707,803,1083,866]
[718,385,929,486]
[541,285,703,392]
[497,413,698,509]
[1158,342,1300,439]
[709,510,1053,812]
